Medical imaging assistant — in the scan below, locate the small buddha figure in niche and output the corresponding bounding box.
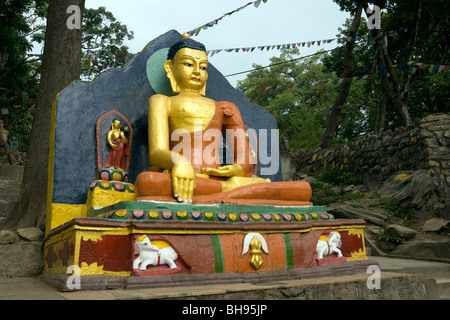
[135,34,312,205]
[102,119,130,171]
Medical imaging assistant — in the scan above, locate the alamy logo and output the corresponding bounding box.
[170,125,280,176]
[366,265,381,289]
[66,265,81,290]
[66,5,81,30]
[366,5,381,30]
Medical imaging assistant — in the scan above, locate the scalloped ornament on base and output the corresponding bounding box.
[97,167,129,182]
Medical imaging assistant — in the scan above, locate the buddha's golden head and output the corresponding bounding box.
[164,33,208,96]
[111,120,122,130]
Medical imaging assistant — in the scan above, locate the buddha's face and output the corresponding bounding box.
[112,120,121,129]
[164,47,208,95]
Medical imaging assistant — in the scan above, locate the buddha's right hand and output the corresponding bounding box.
[171,162,196,203]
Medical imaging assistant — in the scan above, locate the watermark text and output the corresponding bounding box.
[66,5,81,30]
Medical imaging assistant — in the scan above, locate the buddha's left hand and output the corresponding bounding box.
[201,164,244,177]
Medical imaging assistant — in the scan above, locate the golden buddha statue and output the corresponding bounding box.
[102,120,130,171]
[135,34,312,206]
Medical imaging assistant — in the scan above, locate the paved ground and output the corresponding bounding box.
[372,256,450,272]
[0,256,448,300]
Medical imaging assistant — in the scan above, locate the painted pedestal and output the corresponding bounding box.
[44,201,368,290]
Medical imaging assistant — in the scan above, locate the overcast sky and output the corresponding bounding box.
[83,0,352,87]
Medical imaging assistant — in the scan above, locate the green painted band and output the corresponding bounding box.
[282,233,294,270]
[88,200,328,217]
[210,234,225,273]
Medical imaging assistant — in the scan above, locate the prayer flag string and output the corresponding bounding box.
[206,22,442,57]
[241,61,449,93]
[185,0,268,37]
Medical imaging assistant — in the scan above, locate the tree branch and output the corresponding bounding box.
[318,5,363,149]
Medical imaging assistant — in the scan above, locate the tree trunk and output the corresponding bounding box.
[399,0,421,117]
[318,5,363,149]
[363,2,412,128]
[379,92,386,134]
[376,35,412,127]
[1,0,85,230]
[374,82,380,135]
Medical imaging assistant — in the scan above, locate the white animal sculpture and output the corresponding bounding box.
[315,231,343,259]
[133,235,178,270]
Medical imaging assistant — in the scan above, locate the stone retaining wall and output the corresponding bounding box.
[292,113,450,191]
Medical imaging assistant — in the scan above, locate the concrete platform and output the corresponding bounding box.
[0,256,447,300]
[54,271,433,300]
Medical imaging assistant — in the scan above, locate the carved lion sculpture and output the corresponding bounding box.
[316,231,343,259]
[133,235,178,270]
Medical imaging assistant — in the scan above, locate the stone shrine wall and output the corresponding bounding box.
[292,113,450,191]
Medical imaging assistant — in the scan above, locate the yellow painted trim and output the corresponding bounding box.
[45,217,366,238]
[79,262,104,275]
[102,271,131,277]
[347,248,368,261]
[79,262,131,276]
[46,223,366,237]
[73,228,82,268]
[73,225,130,235]
[46,203,87,234]
[44,227,76,274]
[47,186,136,235]
[86,187,135,210]
[44,225,76,247]
[347,226,367,261]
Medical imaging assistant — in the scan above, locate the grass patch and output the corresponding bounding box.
[308,170,362,206]
[378,199,416,223]
[310,185,364,206]
[313,170,360,186]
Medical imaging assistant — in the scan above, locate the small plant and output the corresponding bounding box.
[380,234,401,245]
[336,172,360,186]
[310,184,342,205]
[378,199,416,223]
[377,234,402,252]
[307,170,362,206]
[315,170,359,186]
[310,186,364,206]
[347,191,364,200]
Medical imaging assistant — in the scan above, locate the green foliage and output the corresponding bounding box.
[312,169,360,186]
[81,6,134,79]
[239,0,449,150]
[21,4,135,80]
[378,199,416,223]
[0,0,38,151]
[326,0,450,133]
[308,170,362,205]
[0,2,135,151]
[310,185,343,206]
[309,183,363,206]
[237,48,338,149]
[379,234,402,246]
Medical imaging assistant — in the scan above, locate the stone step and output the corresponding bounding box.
[370,256,450,300]
[0,165,24,181]
[371,256,450,277]
[397,266,450,280]
[0,200,17,218]
[0,192,20,201]
[0,179,20,207]
[436,278,450,300]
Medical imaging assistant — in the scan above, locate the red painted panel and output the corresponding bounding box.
[79,234,132,272]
